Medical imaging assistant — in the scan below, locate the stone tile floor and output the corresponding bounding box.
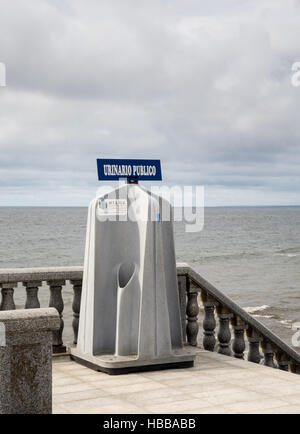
[53,349,300,414]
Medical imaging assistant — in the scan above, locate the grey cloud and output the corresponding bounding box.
[0,0,300,206]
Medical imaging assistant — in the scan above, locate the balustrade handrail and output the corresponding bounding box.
[0,266,83,283]
[0,263,299,372]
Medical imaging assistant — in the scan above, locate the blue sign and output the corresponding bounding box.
[97,159,162,181]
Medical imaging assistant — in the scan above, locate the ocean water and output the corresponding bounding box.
[0,206,299,350]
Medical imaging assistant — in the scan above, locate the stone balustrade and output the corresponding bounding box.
[179,265,300,374]
[0,267,82,354]
[0,263,300,374]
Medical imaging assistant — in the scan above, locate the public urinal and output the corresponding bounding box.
[71,182,195,374]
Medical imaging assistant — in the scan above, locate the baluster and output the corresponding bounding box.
[0,283,17,310]
[23,281,41,309]
[247,328,263,363]
[261,340,276,368]
[201,290,218,351]
[231,316,247,359]
[177,275,188,343]
[186,281,199,346]
[48,279,66,353]
[216,306,232,356]
[290,363,300,374]
[70,279,82,345]
[276,352,290,372]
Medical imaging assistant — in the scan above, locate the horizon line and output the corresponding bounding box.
[0,205,300,208]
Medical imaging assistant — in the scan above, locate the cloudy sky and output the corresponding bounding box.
[0,0,300,206]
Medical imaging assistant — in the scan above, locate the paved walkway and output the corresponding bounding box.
[53,349,300,414]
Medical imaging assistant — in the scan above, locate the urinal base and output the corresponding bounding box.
[70,347,196,375]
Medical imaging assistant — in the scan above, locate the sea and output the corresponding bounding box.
[0,206,299,351]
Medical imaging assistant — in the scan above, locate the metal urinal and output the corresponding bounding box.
[71,182,196,374]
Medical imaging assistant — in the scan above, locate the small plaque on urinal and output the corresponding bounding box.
[97,198,128,216]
